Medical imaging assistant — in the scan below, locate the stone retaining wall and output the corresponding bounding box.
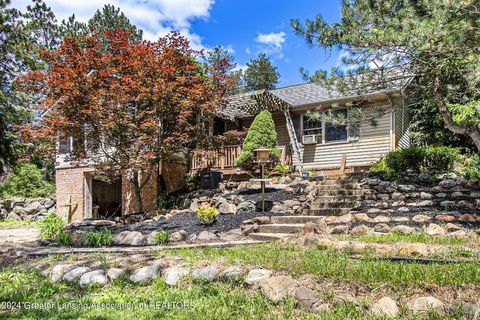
[0,197,56,221]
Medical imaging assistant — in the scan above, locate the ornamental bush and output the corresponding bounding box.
[196,206,218,225]
[235,110,280,170]
[0,163,55,198]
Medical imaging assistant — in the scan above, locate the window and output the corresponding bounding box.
[302,114,322,143]
[325,109,348,142]
[58,136,72,154]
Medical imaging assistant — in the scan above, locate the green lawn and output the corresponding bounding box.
[341,233,478,246]
[0,265,465,320]
[165,243,480,287]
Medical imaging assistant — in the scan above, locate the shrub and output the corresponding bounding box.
[196,206,218,224]
[235,110,280,170]
[152,230,169,245]
[461,154,480,180]
[38,212,65,241]
[425,146,461,171]
[274,164,290,175]
[385,146,426,174]
[82,229,113,247]
[56,231,73,246]
[0,163,55,198]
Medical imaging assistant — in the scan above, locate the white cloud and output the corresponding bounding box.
[245,47,251,55]
[256,31,285,49]
[12,0,215,50]
[255,31,286,59]
[233,63,247,73]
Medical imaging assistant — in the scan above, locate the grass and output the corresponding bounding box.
[341,233,478,246]
[165,243,480,287]
[83,229,113,247]
[0,266,465,320]
[0,219,35,228]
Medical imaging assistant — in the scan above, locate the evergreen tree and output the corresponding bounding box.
[235,110,279,170]
[88,4,143,43]
[291,0,480,152]
[243,53,280,91]
[205,45,242,94]
[23,0,61,51]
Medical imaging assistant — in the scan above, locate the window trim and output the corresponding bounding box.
[299,109,351,145]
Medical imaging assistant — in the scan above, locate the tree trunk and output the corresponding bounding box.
[432,74,480,153]
[130,176,143,213]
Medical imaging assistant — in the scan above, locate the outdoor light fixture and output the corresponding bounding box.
[253,147,272,212]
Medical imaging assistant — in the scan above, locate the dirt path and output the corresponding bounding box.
[0,227,39,245]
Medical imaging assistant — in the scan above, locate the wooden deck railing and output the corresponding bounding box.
[190,145,291,171]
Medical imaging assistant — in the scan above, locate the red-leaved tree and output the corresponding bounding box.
[18,30,235,213]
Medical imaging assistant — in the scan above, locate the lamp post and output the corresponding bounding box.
[253,147,272,212]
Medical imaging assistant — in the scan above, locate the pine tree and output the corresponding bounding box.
[235,110,279,170]
[243,53,280,91]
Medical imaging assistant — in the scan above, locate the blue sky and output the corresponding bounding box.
[13,0,343,87]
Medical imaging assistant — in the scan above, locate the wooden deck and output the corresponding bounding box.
[190,145,292,174]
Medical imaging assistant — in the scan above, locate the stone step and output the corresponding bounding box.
[313,195,365,202]
[271,216,324,224]
[315,185,364,191]
[259,223,305,233]
[249,232,291,241]
[316,180,362,186]
[303,208,352,216]
[315,190,368,196]
[310,201,360,209]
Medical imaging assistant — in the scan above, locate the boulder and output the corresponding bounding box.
[63,267,91,283]
[302,221,328,234]
[236,201,255,214]
[374,223,391,233]
[470,192,480,198]
[297,234,320,246]
[6,211,22,221]
[336,213,353,224]
[197,231,218,241]
[271,204,288,213]
[79,270,108,288]
[169,230,188,242]
[24,201,43,214]
[451,191,464,198]
[439,179,457,189]
[367,208,381,214]
[397,207,410,213]
[218,202,236,215]
[241,223,258,235]
[370,297,399,317]
[391,225,415,235]
[444,223,462,232]
[435,214,455,222]
[350,225,371,235]
[189,199,199,212]
[417,200,433,206]
[295,287,321,310]
[329,225,349,235]
[192,266,219,281]
[412,214,431,223]
[220,266,243,281]
[113,231,146,246]
[354,213,370,222]
[373,215,391,223]
[420,192,433,199]
[459,214,477,222]
[245,269,272,286]
[163,266,190,285]
[425,223,446,236]
[409,296,445,315]
[259,275,298,303]
[398,184,415,192]
[50,264,75,283]
[367,178,381,186]
[391,192,403,200]
[435,192,447,198]
[106,268,125,280]
[398,243,429,256]
[130,265,162,283]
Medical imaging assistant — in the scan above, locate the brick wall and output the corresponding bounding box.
[56,166,95,222]
[122,167,158,214]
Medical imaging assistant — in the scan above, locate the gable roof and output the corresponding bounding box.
[220,68,412,120]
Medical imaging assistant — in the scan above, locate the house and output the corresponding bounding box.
[55,78,410,221]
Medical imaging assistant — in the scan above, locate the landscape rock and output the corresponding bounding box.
[435,214,455,222]
[409,296,445,315]
[130,265,162,283]
[370,297,399,317]
[350,225,371,235]
[444,223,462,232]
[420,192,433,199]
[458,214,477,222]
[336,213,353,224]
[163,266,190,285]
[297,234,320,246]
[329,225,349,235]
[113,231,146,246]
[245,269,272,286]
[6,211,22,221]
[197,231,218,241]
[335,294,361,307]
[397,206,410,213]
[106,268,125,280]
[295,287,321,310]
[236,201,255,214]
[439,179,457,189]
[354,213,370,222]
[259,275,299,303]
[192,266,219,281]
[417,200,433,206]
[373,215,391,223]
[398,243,429,256]
[425,223,446,236]
[440,200,456,208]
[303,221,328,234]
[451,191,464,198]
[220,266,243,281]
[412,214,431,223]
[169,230,187,242]
[79,270,108,288]
[374,223,391,233]
[50,264,75,283]
[218,202,236,215]
[391,225,415,235]
[63,267,91,283]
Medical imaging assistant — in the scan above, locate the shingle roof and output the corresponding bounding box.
[220,68,411,119]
